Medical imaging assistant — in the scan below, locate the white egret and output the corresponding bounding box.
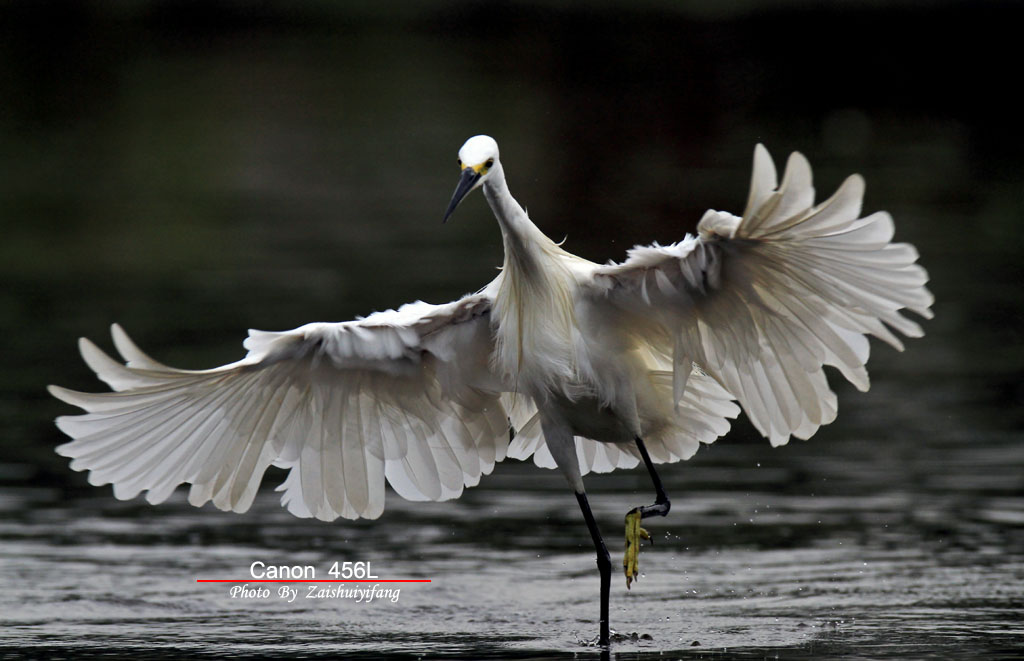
[50,136,932,646]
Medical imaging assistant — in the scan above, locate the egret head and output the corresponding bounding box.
[443,135,500,223]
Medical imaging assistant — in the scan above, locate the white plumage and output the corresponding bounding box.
[51,138,932,524]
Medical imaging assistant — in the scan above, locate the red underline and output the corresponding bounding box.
[197,579,430,583]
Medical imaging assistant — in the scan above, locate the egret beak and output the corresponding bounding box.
[443,168,481,223]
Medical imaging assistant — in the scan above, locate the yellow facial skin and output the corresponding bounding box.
[459,158,494,175]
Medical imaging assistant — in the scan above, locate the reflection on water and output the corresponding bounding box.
[2,2,1023,659]
[2,429,1023,659]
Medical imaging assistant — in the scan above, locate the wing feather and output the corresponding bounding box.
[584,145,932,446]
[50,293,510,521]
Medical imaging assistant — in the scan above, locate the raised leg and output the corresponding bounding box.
[624,437,671,587]
[576,491,611,647]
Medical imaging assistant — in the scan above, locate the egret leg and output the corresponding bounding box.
[624,437,671,588]
[576,491,611,647]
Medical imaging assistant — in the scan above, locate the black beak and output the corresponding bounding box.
[443,168,481,223]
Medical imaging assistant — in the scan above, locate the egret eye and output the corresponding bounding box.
[457,159,463,169]
[485,158,494,169]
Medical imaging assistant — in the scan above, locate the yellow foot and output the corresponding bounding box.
[623,509,650,589]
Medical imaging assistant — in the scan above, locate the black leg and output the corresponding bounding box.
[624,437,672,588]
[632,436,671,519]
[576,491,611,647]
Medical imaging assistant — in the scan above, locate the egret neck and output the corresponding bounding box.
[482,163,582,401]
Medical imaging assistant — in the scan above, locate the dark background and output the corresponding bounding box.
[1,1,1022,658]
[4,0,1021,474]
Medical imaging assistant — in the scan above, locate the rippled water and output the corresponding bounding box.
[2,2,1023,659]
[3,426,1023,659]
[5,402,1022,659]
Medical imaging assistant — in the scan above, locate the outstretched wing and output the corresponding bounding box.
[50,293,511,521]
[582,145,933,446]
